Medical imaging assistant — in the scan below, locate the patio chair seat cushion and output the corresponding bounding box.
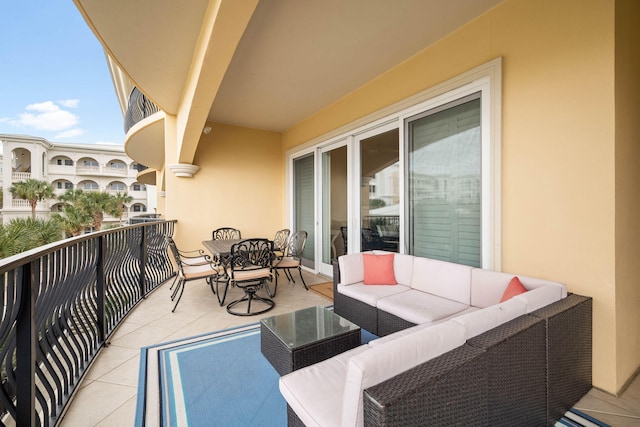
[182,263,222,280]
[226,267,272,282]
[273,256,300,268]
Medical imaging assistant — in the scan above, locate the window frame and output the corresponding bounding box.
[286,58,502,271]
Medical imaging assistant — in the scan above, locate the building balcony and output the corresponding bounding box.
[0,221,330,425]
[124,87,160,134]
[11,171,30,181]
[102,166,128,176]
[76,165,100,175]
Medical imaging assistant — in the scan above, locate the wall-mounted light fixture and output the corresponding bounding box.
[203,126,212,134]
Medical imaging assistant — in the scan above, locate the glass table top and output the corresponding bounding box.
[261,306,360,350]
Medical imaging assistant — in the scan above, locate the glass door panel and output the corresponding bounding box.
[406,95,482,267]
[360,128,400,252]
[293,154,315,268]
[320,145,347,275]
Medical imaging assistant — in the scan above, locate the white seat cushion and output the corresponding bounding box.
[341,321,467,426]
[377,289,470,324]
[279,345,370,427]
[337,282,410,306]
[410,258,473,304]
[452,298,528,339]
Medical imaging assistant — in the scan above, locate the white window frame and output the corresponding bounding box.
[286,58,502,271]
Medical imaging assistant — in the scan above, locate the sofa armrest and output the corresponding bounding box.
[362,344,488,426]
[530,294,593,425]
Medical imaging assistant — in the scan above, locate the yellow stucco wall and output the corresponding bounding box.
[165,122,284,249]
[614,0,640,393]
[282,0,626,393]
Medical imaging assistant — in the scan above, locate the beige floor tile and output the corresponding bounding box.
[60,381,136,426]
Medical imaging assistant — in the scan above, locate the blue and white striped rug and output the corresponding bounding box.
[135,323,608,427]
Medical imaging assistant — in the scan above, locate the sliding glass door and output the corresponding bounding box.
[359,126,400,253]
[406,94,482,267]
[293,154,315,268]
[319,143,348,276]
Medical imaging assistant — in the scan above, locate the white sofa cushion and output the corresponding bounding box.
[513,285,565,313]
[341,321,467,427]
[470,268,567,308]
[452,298,528,339]
[376,289,471,324]
[392,253,414,286]
[337,282,410,306]
[339,253,365,285]
[368,305,479,347]
[410,258,473,304]
[279,345,370,427]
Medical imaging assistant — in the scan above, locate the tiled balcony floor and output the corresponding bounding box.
[57,271,640,426]
[59,270,332,426]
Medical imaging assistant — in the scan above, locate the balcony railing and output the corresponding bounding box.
[11,172,30,182]
[0,220,176,426]
[124,87,160,133]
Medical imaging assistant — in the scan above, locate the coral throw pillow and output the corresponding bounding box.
[362,253,397,285]
[500,276,527,302]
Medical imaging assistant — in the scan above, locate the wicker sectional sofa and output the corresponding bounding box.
[279,252,592,426]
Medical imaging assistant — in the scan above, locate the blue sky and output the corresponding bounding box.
[0,1,124,145]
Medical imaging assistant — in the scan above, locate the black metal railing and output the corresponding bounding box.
[124,87,160,133]
[0,220,176,426]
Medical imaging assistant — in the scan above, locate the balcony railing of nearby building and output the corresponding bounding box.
[0,220,176,426]
[11,199,31,208]
[11,172,30,182]
[124,87,160,133]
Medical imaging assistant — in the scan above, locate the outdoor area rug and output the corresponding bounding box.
[136,323,282,427]
[136,322,608,427]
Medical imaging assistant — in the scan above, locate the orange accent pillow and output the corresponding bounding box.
[500,276,527,302]
[363,253,397,285]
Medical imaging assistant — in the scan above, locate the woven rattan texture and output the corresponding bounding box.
[261,321,361,376]
[333,263,379,334]
[363,344,488,426]
[531,294,593,425]
[287,404,305,426]
[468,315,547,426]
[377,309,417,336]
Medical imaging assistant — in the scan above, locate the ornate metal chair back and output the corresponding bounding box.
[212,227,241,240]
[229,239,273,276]
[273,229,290,253]
[286,231,308,259]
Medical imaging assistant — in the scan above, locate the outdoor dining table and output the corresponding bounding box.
[202,239,243,264]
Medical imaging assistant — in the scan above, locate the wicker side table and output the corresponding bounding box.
[260,306,361,375]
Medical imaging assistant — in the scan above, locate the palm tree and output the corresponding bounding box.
[82,191,120,231]
[0,218,63,258]
[9,178,55,218]
[57,189,121,232]
[113,192,134,224]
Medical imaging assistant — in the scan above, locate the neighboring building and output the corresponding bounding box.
[0,134,151,225]
[74,0,640,396]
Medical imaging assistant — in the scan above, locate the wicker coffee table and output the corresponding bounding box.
[260,306,361,375]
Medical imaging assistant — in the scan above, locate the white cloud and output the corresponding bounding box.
[57,99,79,108]
[15,100,79,131]
[54,128,84,139]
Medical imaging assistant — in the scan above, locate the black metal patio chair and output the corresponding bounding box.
[224,238,275,316]
[272,231,308,291]
[167,237,222,312]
